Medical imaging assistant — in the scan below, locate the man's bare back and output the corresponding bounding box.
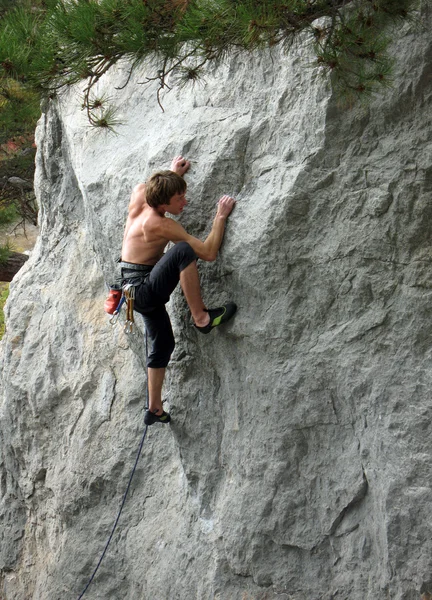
[121,185,170,265]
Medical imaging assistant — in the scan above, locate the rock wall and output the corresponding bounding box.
[1,5,432,599]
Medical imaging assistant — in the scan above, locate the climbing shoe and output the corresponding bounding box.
[144,409,171,426]
[194,302,237,334]
[104,287,122,315]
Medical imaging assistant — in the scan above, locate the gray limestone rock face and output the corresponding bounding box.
[1,6,432,600]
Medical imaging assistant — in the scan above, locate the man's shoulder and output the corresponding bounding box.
[142,209,168,235]
[132,182,146,194]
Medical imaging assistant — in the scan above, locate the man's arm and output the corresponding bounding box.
[128,183,146,217]
[158,195,235,262]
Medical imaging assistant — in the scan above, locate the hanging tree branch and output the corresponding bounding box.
[0,0,419,128]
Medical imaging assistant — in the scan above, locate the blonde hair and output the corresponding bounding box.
[146,170,186,208]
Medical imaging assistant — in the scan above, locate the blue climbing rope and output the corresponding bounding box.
[77,331,150,599]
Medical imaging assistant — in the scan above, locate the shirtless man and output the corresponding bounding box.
[121,156,237,425]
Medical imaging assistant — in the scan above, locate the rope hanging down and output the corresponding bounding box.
[77,424,149,599]
[77,332,150,599]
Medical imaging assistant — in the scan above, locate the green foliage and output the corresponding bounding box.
[0,205,18,226]
[0,1,43,142]
[0,219,13,280]
[0,0,419,127]
[0,247,10,266]
[0,2,39,284]
[0,144,37,227]
[0,283,9,339]
[0,79,40,142]
[313,0,415,103]
[0,145,35,179]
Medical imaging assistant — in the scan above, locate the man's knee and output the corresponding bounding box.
[175,241,197,269]
[176,240,194,255]
[147,337,175,369]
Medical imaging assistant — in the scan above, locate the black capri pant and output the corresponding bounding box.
[129,241,196,368]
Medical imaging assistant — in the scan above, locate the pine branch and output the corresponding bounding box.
[0,0,420,127]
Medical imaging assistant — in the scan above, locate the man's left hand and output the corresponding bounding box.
[216,195,236,219]
[170,156,190,177]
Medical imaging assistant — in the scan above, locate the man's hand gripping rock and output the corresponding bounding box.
[170,155,191,177]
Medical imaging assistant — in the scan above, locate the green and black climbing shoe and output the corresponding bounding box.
[144,409,171,425]
[194,302,237,334]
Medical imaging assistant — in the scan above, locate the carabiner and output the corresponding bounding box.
[109,311,120,325]
[124,320,134,335]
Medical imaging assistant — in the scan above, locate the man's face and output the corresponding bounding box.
[166,191,187,215]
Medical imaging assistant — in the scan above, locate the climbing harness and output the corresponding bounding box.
[106,261,152,334]
[77,332,151,599]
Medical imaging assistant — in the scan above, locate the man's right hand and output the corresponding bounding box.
[170,155,190,176]
[217,195,236,219]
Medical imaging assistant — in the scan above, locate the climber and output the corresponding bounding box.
[120,156,237,425]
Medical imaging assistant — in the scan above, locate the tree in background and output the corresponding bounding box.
[0,0,39,282]
[0,0,418,129]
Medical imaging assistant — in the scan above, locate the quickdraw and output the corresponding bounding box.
[107,262,150,333]
[123,284,135,334]
[109,295,126,325]
[108,285,135,334]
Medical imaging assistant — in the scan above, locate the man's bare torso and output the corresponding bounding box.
[121,184,168,265]
[120,156,234,265]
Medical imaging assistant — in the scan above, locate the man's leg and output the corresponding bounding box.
[147,367,165,415]
[146,241,198,302]
[141,306,175,421]
[144,241,209,327]
[144,241,236,334]
[136,242,235,422]
[179,260,210,328]
[177,253,237,334]
[134,244,195,424]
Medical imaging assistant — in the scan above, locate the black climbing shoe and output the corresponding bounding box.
[144,409,171,425]
[194,302,237,334]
